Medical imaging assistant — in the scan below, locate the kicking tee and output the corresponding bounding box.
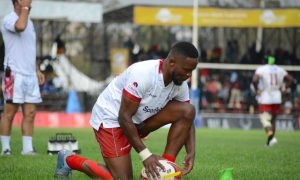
[255,64,288,104]
[90,59,190,129]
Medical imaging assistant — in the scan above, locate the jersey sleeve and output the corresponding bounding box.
[281,68,288,77]
[254,67,262,76]
[173,81,190,102]
[122,66,150,102]
[2,14,18,33]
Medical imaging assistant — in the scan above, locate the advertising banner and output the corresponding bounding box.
[200,113,298,131]
[134,6,300,28]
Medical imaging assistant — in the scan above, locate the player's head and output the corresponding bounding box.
[12,0,31,10]
[12,0,22,9]
[265,55,276,65]
[12,0,17,5]
[167,41,199,85]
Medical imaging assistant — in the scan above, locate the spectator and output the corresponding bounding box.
[55,35,66,55]
[0,0,45,156]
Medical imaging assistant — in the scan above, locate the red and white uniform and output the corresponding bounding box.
[90,60,190,130]
[255,64,287,105]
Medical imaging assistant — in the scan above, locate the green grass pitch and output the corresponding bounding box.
[0,127,299,179]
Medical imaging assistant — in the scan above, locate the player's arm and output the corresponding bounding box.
[15,0,32,32]
[182,124,195,175]
[36,64,45,85]
[282,74,293,93]
[118,94,145,153]
[118,93,164,179]
[252,74,261,95]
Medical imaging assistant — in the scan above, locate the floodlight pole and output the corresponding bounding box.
[256,0,265,53]
[191,0,200,127]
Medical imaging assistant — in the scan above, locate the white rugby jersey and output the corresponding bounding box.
[255,64,288,104]
[1,12,37,75]
[90,59,190,129]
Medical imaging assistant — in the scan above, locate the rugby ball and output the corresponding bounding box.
[141,160,182,180]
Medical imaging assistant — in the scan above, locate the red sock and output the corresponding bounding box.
[66,155,112,179]
[162,153,176,162]
[66,155,87,171]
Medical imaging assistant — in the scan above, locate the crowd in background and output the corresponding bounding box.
[127,40,300,115]
[0,38,299,114]
[198,69,299,115]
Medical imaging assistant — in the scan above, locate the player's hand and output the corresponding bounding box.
[256,89,262,96]
[281,86,288,96]
[37,70,45,85]
[143,154,165,179]
[181,152,195,176]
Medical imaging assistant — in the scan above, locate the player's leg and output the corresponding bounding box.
[1,70,19,155]
[65,154,131,179]
[259,111,273,144]
[64,153,132,179]
[258,104,276,145]
[54,150,113,179]
[267,114,278,146]
[270,104,281,137]
[55,125,134,179]
[268,104,281,146]
[20,73,43,155]
[259,111,272,133]
[271,115,277,136]
[20,103,36,154]
[0,103,19,155]
[138,100,195,159]
[103,154,133,179]
[94,125,133,179]
[21,103,36,136]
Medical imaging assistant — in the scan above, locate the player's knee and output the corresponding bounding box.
[2,113,15,122]
[259,112,272,128]
[24,111,36,121]
[182,103,195,122]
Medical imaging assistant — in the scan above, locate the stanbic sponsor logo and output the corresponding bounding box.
[155,8,182,23]
[143,106,161,114]
[260,10,285,25]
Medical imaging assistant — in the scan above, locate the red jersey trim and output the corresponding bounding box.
[159,59,163,73]
[123,89,141,102]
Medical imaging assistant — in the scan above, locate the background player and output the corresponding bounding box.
[252,56,293,146]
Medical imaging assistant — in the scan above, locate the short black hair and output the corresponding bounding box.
[12,0,17,5]
[169,41,199,59]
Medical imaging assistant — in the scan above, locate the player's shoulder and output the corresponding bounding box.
[269,64,286,73]
[258,64,278,71]
[3,12,17,22]
[128,59,161,74]
[181,81,189,89]
[255,64,266,72]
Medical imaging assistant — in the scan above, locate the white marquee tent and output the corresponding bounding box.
[0,0,102,24]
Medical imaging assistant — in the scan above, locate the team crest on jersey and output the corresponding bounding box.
[133,82,138,87]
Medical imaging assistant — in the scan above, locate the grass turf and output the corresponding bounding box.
[0,127,299,179]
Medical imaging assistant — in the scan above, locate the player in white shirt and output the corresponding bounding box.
[252,56,293,146]
[0,0,45,156]
[55,42,199,179]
